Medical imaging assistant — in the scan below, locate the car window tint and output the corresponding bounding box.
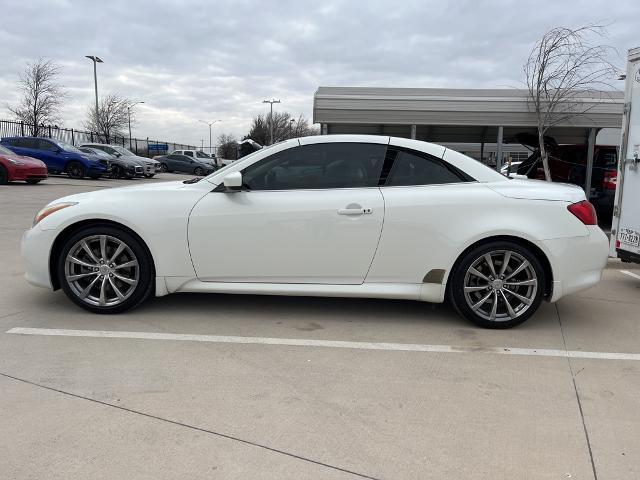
[184,151,193,157]
[36,139,56,151]
[384,148,468,186]
[242,143,386,190]
[22,138,38,149]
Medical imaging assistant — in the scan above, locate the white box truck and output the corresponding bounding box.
[611,47,640,263]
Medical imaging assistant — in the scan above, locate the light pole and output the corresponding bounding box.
[127,101,145,149]
[199,119,221,163]
[85,56,103,122]
[288,118,295,139]
[262,99,281,145]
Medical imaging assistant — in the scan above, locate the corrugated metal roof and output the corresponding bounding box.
[314,87,624,129]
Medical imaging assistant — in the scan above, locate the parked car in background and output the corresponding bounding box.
[515,135,617,219]
[78,147,142,179]
[0,144,48,184]
[156,154,215,175]
[23,135,608,329]
[80,143,160,178]
[169,149,218,167]
[0,137,108,179]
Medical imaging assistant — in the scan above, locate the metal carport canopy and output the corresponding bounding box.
[313,87,624,145]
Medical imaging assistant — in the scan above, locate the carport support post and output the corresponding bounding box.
[321,124,328,135]
[495,126,504,172]
[585,127,596,200]
[410,124,416,139]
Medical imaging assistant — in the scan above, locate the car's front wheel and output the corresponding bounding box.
[448,241,545,328]
[0,165,8,185]
[160,163,168,173]
[57,225,154,314]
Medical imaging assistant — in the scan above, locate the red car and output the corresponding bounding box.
[0,144,48,184]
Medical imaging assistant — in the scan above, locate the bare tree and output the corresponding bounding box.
[217,133,238,159]
[246,112,318,145]
[524,25,617,181]
[8,58,66,137]
[84,93,135,143]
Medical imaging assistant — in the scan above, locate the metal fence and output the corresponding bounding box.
[0,119,196,158]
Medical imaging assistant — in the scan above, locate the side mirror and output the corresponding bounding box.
[223,171,242,191]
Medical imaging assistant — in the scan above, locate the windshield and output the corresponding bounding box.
[0,145,15,155]
[53,139,83,154]
[112,146,136,156]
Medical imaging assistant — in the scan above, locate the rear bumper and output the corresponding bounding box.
[543,226,609,302]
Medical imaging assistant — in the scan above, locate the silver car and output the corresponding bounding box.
[80,143,160,178]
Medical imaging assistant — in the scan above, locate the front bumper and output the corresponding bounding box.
[543,226,609,302]
[21,225,57,289]
[11,165,48,182]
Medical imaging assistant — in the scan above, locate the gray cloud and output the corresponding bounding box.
[1,0,638,146]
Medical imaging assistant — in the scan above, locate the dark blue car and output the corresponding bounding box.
[0,137,109,179]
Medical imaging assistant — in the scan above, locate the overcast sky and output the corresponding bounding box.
[1,0,638,148]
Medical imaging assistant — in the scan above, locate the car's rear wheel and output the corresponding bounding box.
[0,165,8,185]
[194,167,204,176]
[66,161,85,179]
[57,225,154,314]
[448,241,545,328]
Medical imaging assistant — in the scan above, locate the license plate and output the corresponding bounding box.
[619,228,640,247]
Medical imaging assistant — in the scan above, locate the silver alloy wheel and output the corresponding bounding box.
[463,250,538,322]
[64,234,139,307]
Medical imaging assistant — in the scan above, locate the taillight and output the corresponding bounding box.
[567,200,598,225]
[603,170,617,190]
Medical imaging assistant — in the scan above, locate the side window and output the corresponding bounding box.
[242,143,386,190]
[37,139,57,151]
[21,138,38,149]
[384,148,469,186]
[184,151,193,157]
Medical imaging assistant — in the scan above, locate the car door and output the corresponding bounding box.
[366,140,476,284]
[188,140,387,284]
[37,139,65,171]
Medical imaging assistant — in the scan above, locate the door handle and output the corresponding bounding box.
[337,207,373,216]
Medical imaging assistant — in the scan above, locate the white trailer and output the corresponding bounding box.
[611,47,640,263]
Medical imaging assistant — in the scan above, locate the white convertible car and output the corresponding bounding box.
[22,135,609,328]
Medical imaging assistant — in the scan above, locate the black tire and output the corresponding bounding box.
[144,173,155,179]
[0,165,8,185]
[194,167,204,176]
[160,163,168,173]
[448,241,545,329]
[25,179,42,184]
[66,161,85,179]
[89,174,101,180]
[56,225,154,314]
[110,165,122,179]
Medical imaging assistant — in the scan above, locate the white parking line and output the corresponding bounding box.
[620,269,640,281]
[6,327,640,361]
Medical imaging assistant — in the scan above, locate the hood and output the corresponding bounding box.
[48,180,191,205]
[511,132,557,149]
[4,153,46,166]
[486,178,586,203]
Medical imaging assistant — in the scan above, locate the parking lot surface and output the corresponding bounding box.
[1,175,639,479]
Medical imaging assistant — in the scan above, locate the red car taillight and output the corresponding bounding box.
[603,170,617,190]
[568,200,598,225]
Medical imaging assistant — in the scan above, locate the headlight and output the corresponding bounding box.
[7,158,24,165]
[33,202,78,226]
